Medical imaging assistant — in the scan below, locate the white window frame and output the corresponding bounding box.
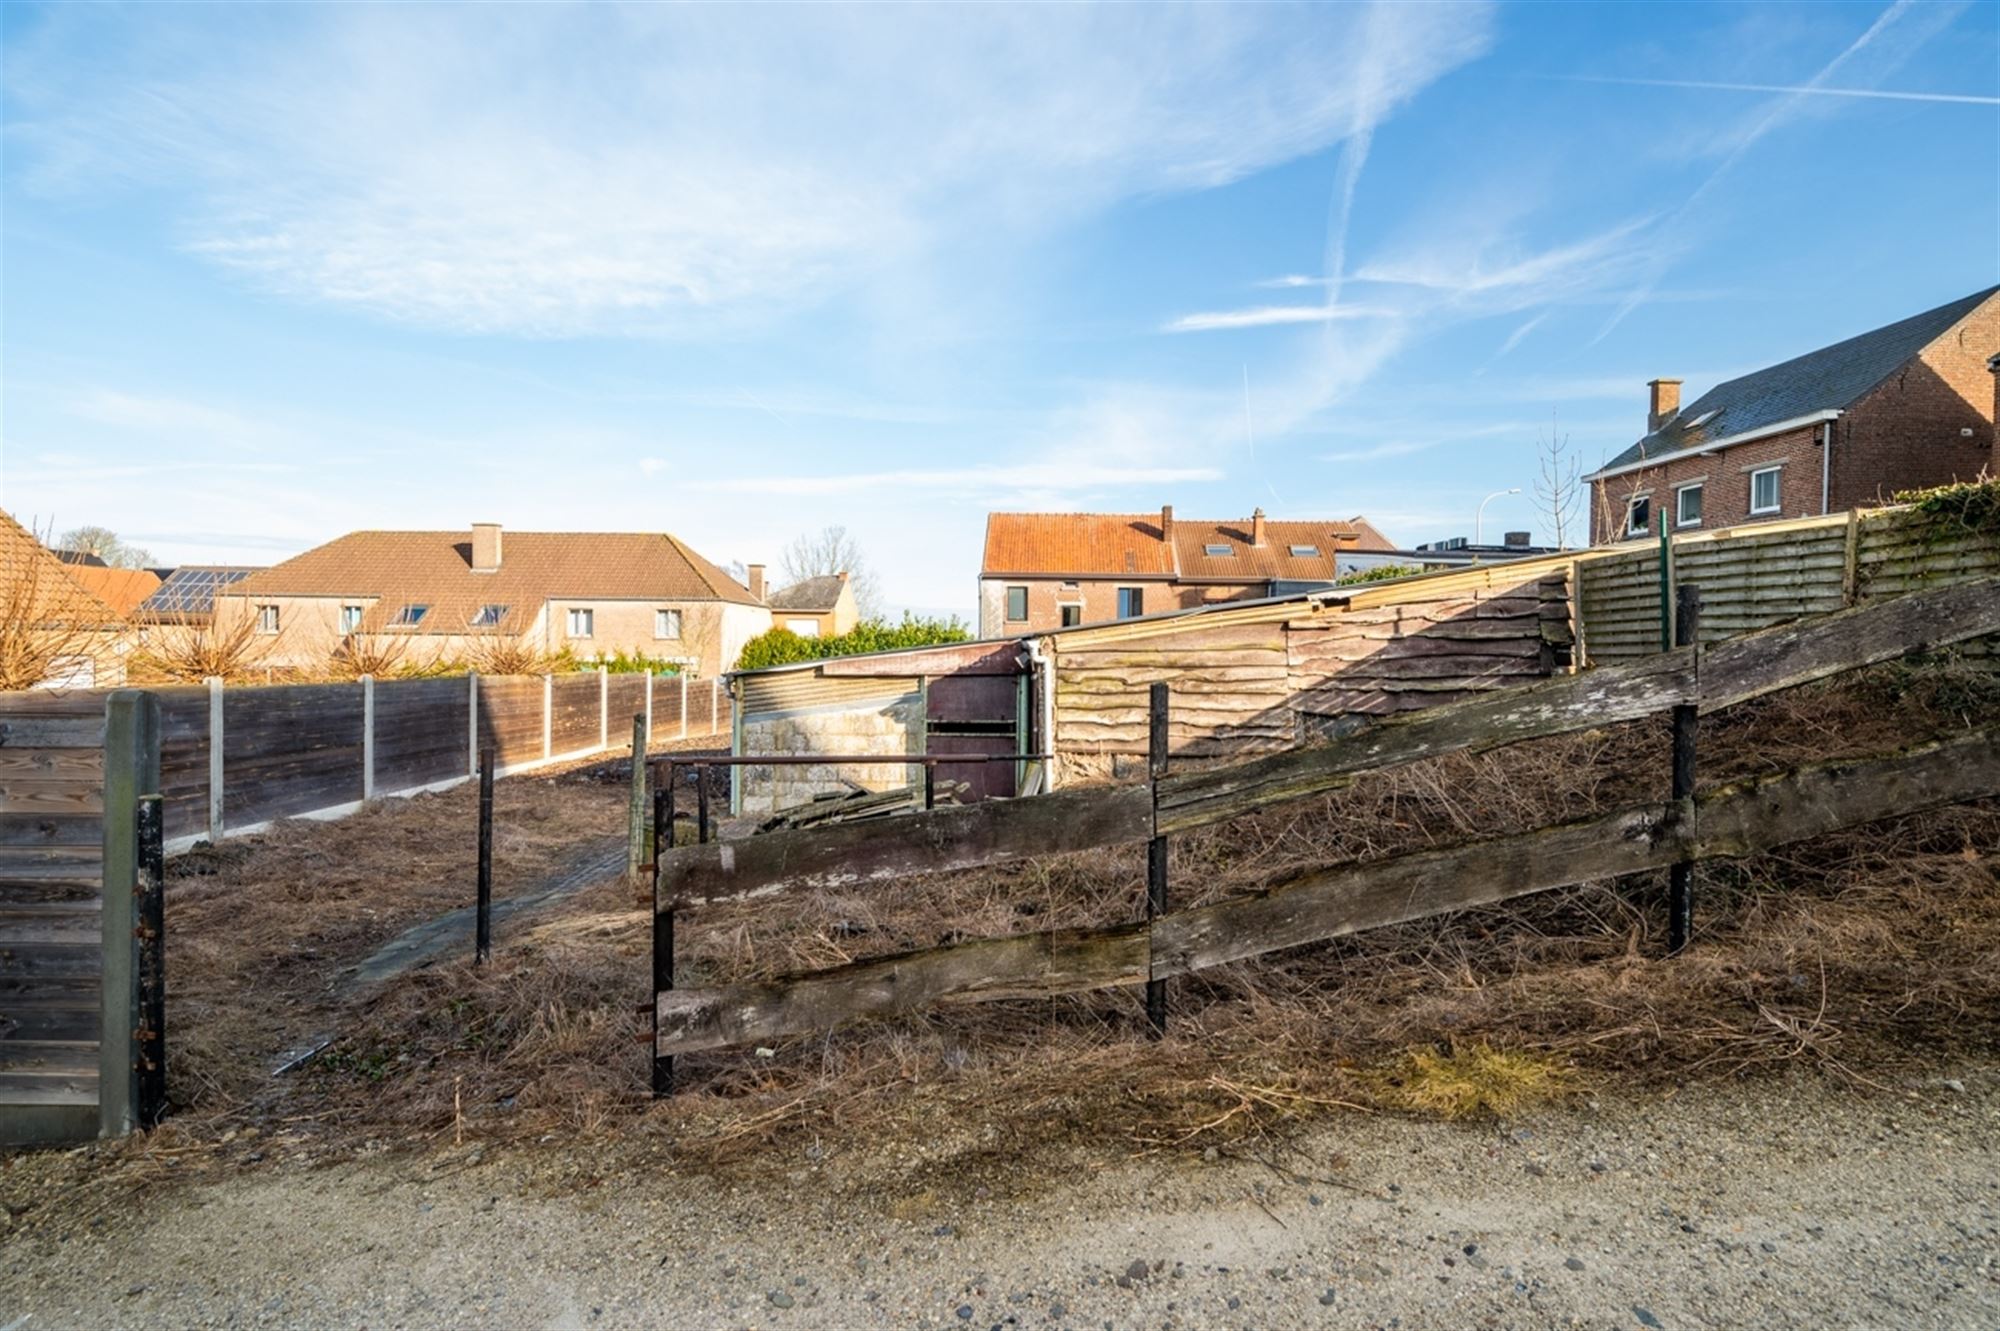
[393,604,429,627]
[567,607,594,638]
[1749,466,1782,516]
[339,604,364,634]
[255,604,280,635]
[654,608,683,640]
[784,617,821,638]
[1004,585,1028,622]
[1625,494,1652,537]
[1675,483,1704,529]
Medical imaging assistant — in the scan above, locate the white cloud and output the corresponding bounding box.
[688,461,1220,499]
[1557,74,1997,106]
[8,3,1494,337]
[1165,304,1394,333]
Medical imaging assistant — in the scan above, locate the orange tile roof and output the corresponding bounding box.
[0,509,123,625]
[982,511,1394,579]
[229,528,759,635]
[64,565,162,619]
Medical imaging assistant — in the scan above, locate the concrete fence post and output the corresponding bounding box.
[627,711,649,887]
[102,690,161,1139]
[542,674,553,760]
[361,674,376,800]
[599,665,610,751]
[205,676,223,841]
[644,671,654,753]
[467,670,480,778]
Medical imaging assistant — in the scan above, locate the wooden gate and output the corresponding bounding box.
[0,691,165,1146]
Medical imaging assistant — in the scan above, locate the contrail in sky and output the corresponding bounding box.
[1560,74,1998,106]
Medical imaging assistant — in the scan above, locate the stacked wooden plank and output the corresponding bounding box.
[222,682,365,825]
[0,692,105,1143]
[1053,622,1294,758]
[548,673,602,754]
[476,675,545,766]
[373,676,473,790]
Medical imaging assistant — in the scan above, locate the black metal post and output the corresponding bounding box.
[696,762,711,845]
[1145,682,1169,1035]
[476,745,494,964]
[651,786,674,1096]
[924,760,936,810]
[135,793,167,1127]
[663,761,677,851]
[1668,585,1701,954]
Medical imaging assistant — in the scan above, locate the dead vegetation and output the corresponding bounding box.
[29,659,2000,1205]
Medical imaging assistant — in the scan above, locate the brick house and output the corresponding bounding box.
[978,507,1396,636]
[765,572,860,639]
[1586,285,2000,544]
[215,523,771,677]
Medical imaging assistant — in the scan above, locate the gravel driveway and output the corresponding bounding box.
[3,1065,1994,1330]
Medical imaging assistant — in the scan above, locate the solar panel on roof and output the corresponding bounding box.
[137,567,253,616]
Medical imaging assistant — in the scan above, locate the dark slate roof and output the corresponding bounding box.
[767,574,848,612]
[1596,285,1999,473]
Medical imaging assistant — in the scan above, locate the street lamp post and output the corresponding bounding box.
[1476,488,1522,545]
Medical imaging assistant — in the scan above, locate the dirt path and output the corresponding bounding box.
[4,1064,1994,1330]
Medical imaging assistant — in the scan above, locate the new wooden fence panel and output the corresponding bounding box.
[0,692,107,1144]
[549,673,602,754]
[222,682,365,825]
[1577,547,1663,663]
[475,675,545,768]
[1673,525,1848,639]
[374,676,473,790]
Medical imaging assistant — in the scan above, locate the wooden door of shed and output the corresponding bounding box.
[924,675,1018,802]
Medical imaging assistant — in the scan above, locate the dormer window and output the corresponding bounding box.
[1204,543,1233,556]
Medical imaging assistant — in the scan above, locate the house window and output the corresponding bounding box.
[1204,543,1233,557]
[566,608,594,638]
[1288,544,1319,558]
[1005,586,1028,621]
[655,608,682,639]
[340,604,364,634]
[1116,587,1144,619]
[255,605,280,635]
[1675,484,1703,528]
[1626,496,1651,537]
[392,604,429,627]
[471,604,507,628]
[785,618,821,638]
[1059,604,1081,628]
[1749,466,1782,515]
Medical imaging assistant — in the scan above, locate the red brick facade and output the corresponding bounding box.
[1590,292,1999,544]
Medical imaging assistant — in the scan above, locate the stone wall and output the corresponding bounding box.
[736,692,925,818]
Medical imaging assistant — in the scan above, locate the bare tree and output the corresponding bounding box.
[1531,412,1583,550]
[0,524,116,690]
[779,525,883,618]
[56,525,155,569]
[131,616,283,684]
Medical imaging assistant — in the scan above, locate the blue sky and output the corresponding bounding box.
[2,1,1995,619]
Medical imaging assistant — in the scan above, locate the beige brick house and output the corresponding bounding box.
[215,523,771,676]
[766,571,860,638]
[978,507,1397,637]
[1587,285,2000,544]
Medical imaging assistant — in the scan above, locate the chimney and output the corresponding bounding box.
[1504,531,1531,548]
[471,522,502,573]
[1251,507,1268,547]
[1160,504,1175,541]
[747,563,766,601]
[1648,378,1683,434]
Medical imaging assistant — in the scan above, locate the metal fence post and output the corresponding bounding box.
[360,674,376,801]
[1668,585,1702,954]
[476,746,495,964]
[1145,682,1169,1036]
[205,676,223,841]
[102,690,161,1138]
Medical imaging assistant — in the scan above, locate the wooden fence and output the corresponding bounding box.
[0,691,164,1146]
[650,575,2000,1068]
[4,669,733,851]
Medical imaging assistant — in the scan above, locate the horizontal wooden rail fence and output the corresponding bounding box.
[658,576,2000,907]
[655,728,1999,1053]
[650,573,2000,1068]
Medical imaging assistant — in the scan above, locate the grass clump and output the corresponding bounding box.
[1367,1041,1573,1120]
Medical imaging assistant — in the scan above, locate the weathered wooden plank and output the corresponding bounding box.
[0,749,103,782]
[0,1041,98,1074]
[0,780,104,816]
[1699,575,2000,713]
[0,815,102,848]
[1155,649,1695,833]
[0,944,100,979]
[0,717,105,748]
[656,922,1150,1055]
[1156,725,2000,978]
[659,782,1155,905]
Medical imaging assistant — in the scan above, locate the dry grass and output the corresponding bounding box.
[56,657,2000,1196]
